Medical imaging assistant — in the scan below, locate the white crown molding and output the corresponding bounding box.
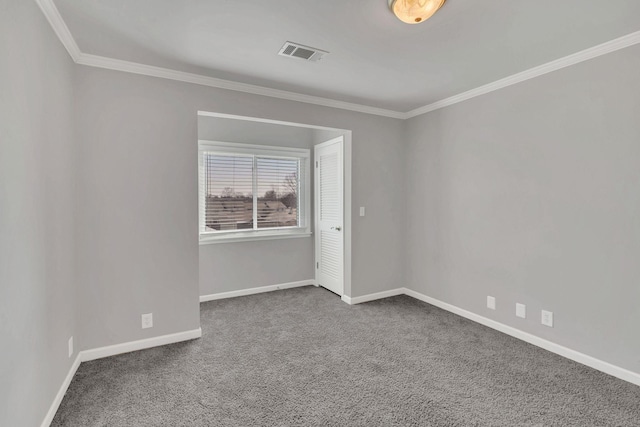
[36,0,640,120]
[75,52,406,119]
[34,0,402,119]
[34,0,81,61]
[405,30,640,119]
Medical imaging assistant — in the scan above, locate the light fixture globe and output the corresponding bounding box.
[389,0,446,24]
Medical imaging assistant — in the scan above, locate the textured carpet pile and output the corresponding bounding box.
[52,286,640,426]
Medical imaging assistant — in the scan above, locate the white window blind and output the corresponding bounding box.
[256,157,305,229]
[202,154,254,231]
[199,141,310,243]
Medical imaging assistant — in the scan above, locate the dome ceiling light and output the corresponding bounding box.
[388,0,447,24]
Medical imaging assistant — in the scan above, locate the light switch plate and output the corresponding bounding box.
[359,207,365,217]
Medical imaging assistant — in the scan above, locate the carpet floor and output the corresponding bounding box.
[52,286,640,426]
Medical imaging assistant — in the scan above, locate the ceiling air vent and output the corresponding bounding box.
[278,42,328,62]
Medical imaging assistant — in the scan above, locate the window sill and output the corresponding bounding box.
[199,230,312,245]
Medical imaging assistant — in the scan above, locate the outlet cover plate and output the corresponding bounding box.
[142,313,153,329]
[487,296,496,310]
[541,310,553,327]
[68,336,73,358]
[516,303,526,318]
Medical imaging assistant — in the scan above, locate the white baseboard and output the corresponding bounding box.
[403,288,640,387]
[336,286,640,387]
[40,354,82,427]
[200,279,314,302]
[341,288,405,305]
[41,328,202,426]
[79,328,202,362]
[40,286,640,427]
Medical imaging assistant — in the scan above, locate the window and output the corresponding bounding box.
[199,141,311,244]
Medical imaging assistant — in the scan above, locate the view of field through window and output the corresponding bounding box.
[203,153,300,232]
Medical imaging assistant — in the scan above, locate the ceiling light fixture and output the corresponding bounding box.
[388,0,446,24]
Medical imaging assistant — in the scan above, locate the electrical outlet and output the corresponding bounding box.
[141,313,153,329]
[487,296,496,310]
[541,310,553,327]
[516,303,526,319]
[68,336,73,358]
[359,207,365,217]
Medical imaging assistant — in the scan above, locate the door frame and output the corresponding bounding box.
[314,136,347,297]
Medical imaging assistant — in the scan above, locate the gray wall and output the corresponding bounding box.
[198,116,315,295]
[74,73,201,350]
[0,1,77,426]
[199,117,315,148]
[74,64,405,351]
[404,44,640,373]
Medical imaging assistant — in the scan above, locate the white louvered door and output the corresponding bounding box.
[315,137,344,296]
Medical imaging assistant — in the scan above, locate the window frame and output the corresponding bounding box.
[198,140,311,245]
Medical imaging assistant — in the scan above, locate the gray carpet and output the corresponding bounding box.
[52,286,640,426]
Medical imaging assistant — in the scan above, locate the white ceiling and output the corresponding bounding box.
[54,0,640,112]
